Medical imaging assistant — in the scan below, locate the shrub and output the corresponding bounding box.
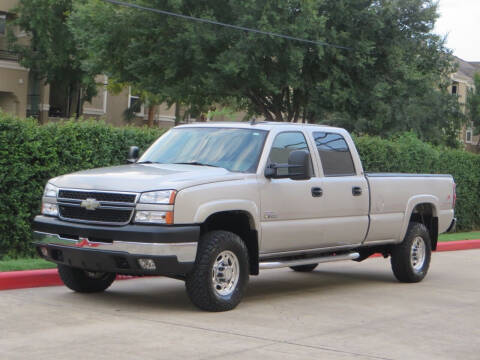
[0,114,478,258]
[0,113,164,258]
[356,133,480,231]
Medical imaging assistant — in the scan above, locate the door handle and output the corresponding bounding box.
[311,187,323,197]
[352,186,362,196]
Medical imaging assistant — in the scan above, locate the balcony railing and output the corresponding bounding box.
[0,49,19,61]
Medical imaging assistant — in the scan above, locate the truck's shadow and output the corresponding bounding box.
[61,267,396,312]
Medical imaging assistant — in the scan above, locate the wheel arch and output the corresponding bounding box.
[201,210,259,275]
[401,197,439,250]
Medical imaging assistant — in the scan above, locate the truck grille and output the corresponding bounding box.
[58,190,136,203]
[59,205,133,224]
[57,189,137,225]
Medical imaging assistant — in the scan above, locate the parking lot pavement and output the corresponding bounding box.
[1,250,479,360]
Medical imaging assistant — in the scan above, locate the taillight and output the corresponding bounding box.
[452,182,456,208]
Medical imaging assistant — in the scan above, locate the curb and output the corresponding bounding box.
[435,239,480,252]
[1,240,479,291]
[0,270,135,291]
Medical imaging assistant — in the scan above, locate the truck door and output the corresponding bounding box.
[307,131,369,247]
[260,131,327,253]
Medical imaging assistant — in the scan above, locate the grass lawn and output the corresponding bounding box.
[0,257,56,272]
[438,231,480,242]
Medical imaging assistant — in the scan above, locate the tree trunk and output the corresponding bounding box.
[175,102,181,125]
[75,86,82,119]
[147,106,155,127]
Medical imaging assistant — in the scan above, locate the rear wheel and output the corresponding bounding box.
[290,263,318,272]
[186,230,249,312]
[390,222,431,283]
[58,265,116,293]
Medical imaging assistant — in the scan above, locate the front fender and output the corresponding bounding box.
[193,199,260,231]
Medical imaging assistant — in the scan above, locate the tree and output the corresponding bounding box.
[467,73,480,140]
[70,0,461,145]
[8,0,97,118]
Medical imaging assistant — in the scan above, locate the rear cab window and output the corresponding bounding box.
[312,132,356,176]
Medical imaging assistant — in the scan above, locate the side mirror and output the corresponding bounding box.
[288,150,312,180]
[264,150,312,180]
[127,146,139,163]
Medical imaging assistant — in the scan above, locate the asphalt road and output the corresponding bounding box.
[1,250,479,360]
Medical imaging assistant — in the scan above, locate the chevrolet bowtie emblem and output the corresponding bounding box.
[80,198,100,210]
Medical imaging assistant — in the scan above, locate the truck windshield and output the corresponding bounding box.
[138,127,268,173]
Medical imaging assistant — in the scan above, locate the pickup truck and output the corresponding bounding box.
[33,122,456,311]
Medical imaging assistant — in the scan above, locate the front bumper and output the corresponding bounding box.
[32,215,199,276]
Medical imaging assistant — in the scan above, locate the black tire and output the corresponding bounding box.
[58,264,116,293]
[390,222,431,283]
[290,263,318,272]
[185,230,249,312]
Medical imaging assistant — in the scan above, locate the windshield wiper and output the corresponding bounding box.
[173,162,220,168]
[136,160,161,164]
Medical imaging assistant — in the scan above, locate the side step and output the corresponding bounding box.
[259,252,360,270]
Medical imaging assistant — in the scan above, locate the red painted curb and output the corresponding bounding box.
[370,239,480,258]
[0,269,134,291]
[0,269,63,290]
[436,239,480,252]
[1,240,479,291]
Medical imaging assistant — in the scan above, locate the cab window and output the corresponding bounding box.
[268,132,310,176]
[313,132,356,176]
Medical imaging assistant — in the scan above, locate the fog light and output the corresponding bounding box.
[138,258,156,271]
[40,246,48,257]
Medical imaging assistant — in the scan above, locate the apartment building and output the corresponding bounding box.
[0,0,50,121]
[0,0,176,128]
[450,57,480,150]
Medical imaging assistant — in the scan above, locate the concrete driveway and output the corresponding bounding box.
[1,250,479,360]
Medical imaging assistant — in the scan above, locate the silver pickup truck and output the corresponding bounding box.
[33,122,456,311]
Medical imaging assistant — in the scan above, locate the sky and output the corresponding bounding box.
[434,0,480,61]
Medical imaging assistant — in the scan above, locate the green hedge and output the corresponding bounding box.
[355,133,480,232]
[1,113,479,258]
[0,113,165,258]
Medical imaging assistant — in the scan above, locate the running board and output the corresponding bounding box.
[259,252,360,270]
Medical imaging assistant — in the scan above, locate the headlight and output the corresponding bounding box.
[135,211,173,224]
[43,183,58,197]
[42,202,58,216]
[139,190,176,204]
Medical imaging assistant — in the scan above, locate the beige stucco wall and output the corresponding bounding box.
[83,80,176,128]
[0,0,18,13]
[0,62,28,117]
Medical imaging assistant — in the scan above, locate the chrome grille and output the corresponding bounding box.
[58,190,136,203]
[57,189,137,225]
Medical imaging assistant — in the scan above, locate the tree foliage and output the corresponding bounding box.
[8,0,97,117]
[68,0,463,144]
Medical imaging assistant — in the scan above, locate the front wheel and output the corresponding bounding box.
[390,222,431,283]
[186,230,249,312]
[58,265,116,293]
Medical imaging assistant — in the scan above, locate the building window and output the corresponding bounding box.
[128,87,144,116]
[451,84,458,95]
[466,129,473,144]
[0,15,6,36]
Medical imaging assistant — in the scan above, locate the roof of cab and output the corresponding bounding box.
[176,121,345,133]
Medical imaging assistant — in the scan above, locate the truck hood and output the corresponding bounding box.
[50,163,245,193]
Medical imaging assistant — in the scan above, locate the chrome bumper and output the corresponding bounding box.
[33,231,197,263]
